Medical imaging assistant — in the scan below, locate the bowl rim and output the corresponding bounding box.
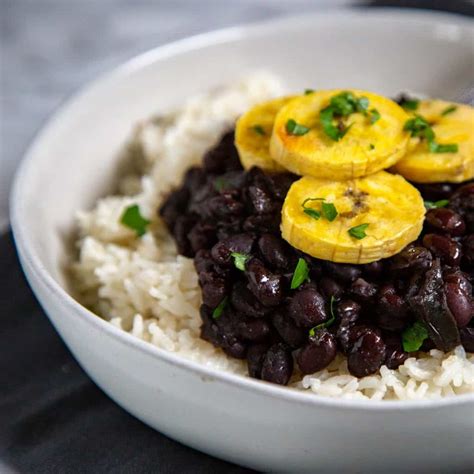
[11,8,474,411]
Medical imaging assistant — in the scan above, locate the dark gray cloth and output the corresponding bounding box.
[0,232,253,473]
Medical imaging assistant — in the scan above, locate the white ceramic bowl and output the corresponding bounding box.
[11,9,474,473]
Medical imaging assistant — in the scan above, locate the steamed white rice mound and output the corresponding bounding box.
[72,73,474,401]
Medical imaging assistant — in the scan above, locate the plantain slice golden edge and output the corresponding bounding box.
[392,99,474,183]
[235,96,296,172]
[270,89,411,180]
[281,171,425,264]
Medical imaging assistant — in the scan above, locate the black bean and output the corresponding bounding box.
[188,222,217,252]
[248,184,278,214]
[211,233,255,266]
[243,214,281,234]
[237,319,271,342]
[388,245,433,274]
[460,327,474,352]
[338,324,374,354]
[363,261,384,278]
[230,281,270,318]
[463,234,474,266]
[261,343,293,385]
[384,335,409,370]
[323,261,361,283]
[216,219,243,240]
[296,330,337,374]
[194,249,215,274]
[444,270,473,328]
[375,284,409,331]
[415,182,456,201]
[350,277,378,302]
[183,166,207,194]
[336,299,361,325]
[265,173,297,200]
[202,130,241,173]
[423,234,462,267]
[319,276,344,300]
[204,192,245,220]
[408,259,460,352]
[222,337,247,359]
[347,329,386,377]
[272,311,306,348]
[201,279,227,309]
[450,182,474,232]
[288,286,328,329]
[172,215,196,257]
[245,258,284,307]
[426,208,466,236]
[247,343,270,379]
[258,233,293,270]
[159,187,190,230]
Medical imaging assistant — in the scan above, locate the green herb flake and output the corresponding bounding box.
[286,118,310,136]
[290,258,310,290]
[252,124,266,136]
[403,115,434,140]
[403,115,458,154]
[120,204,150,237]
[348,223,369,240]
[309,295,337,336]
[428,141,459,154]
[320,92,370,141]
[441,105,457,116]
[212,296,228,320]
[357,96,370,114]
[399,97,419,111]
[402,320,429,352]
[304,89,315,95]
[321,202,338,222]
[302,197,338,222]
[369,143,375,150]
[302,197,325,220]
[231,252,250,271]
[370,108,381,124]
[320,106,345,141]
[214,177,228,192]
[424,199,449,210]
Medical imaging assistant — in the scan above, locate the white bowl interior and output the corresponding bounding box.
[14,10,474,291]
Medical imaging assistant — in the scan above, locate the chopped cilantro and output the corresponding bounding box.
[404,115,458,154]
[231,252,250,271]
[399,97,419,111]
[304,89,315,95]
[428,141,459,154]
[309,296,336,336]
[402,320,429,352]
[441,105,457,116]
[320,91,372,141]
[212,296,228,319]
[214,177,228,191]
[120,204,150,237]
[321,202,338,222]
[424,199,449,210]
[286,118,310,136]
[252,124,266,136]
[348,223,369,240]
[290,258,310,290]
[370,108,381,124]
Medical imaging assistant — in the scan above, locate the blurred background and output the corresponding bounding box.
[0,0,473,232]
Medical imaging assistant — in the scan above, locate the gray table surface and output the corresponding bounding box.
[0,0,357,232]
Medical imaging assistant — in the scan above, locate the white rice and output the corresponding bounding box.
[71,73,474,401]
